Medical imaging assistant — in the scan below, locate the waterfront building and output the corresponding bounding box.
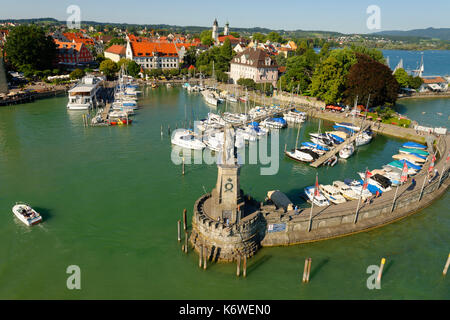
[229,47,279,86]
[54,40,94,66]
[125,41,179,70]
[104,44,126,63]
[419,76,449,92]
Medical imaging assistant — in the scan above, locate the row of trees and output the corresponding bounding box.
[278,44,400,107]
[195,38,234,82]
[393,68,423,89]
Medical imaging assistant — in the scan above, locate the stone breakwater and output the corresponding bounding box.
[190,136,449,262]
[261,135,449,247]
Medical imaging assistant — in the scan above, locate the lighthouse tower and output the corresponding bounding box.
[212,18,219,44]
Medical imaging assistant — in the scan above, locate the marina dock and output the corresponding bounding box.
[309,124,370,167]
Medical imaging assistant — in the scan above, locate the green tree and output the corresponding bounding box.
[117,58,141,77]
[252,33,266,43]
[5,25,56,71]
[99,59,118,80]
[309,48,357,104]
[237,78,256,90]
[283,48,319,93]
[105,38,126,49]
[266,32,283,43]
[409,76,423,90]
[393,68,410,88]
[70,68,85,80]
[200,30,214,46]
[230,32,240,38]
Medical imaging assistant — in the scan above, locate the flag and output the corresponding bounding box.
[362,169,372,190]
[314,174,320,197]
[446,151,450,163]
[401,161,408,183]
[428,154,436,173]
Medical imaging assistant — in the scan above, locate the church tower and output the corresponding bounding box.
[224,22,230,36]
[212,18,219,45]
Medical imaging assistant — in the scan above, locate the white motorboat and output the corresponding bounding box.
[261,118,287,129]
[12,202,42,226]
[203,129,245,151]
[356,172,392,193]
[171,130,206,150]
[320,185,347,204]
[332,181,359,200]
[201,90,218,106]
[283,110,306,124]
[339,142,355,159]
[346,180,373,200]
[304,186,330,207]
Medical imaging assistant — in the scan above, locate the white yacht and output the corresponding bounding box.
[283,110,306,124]
[355,131,373,146]
[304,186,330,207]
[339,142,355,159]
[12,202,42,226]
[67,76,102,110]
[332,181,359,200]
[319,185,347,204]
[171,129,206,150]
[201,90,218,107]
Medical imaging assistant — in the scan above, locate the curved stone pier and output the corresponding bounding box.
[261,135,449,247]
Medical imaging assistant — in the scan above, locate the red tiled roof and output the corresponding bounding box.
[54,39,83,52]
[188,65,195,70]
[105,44,126,55]
[218,35,239,43]
[422,76,446,84]
[129,41,179,57]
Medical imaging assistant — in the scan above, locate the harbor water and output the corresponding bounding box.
[0,87,448,299]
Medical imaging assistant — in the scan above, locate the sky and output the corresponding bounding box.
[1,0,449,34]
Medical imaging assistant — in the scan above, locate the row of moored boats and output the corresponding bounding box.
[303,141,429,206]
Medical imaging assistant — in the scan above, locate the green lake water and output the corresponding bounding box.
[0,87,448,299]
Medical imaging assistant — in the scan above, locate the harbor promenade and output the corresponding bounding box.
[261,134,449,246]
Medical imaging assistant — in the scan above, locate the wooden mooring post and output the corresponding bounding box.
[236,255,241,277]
[177,220,181,242]
[443,253,450,276]
[243,255,247,278]
[199,244,203,268]
[302,258,312,283]
[203,246,207,270]
[184,232,188,253]
[183,209,187,231]
[377,258,386,284]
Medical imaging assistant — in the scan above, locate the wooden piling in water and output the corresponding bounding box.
[203,246,207,270]
[177,220,181,242]
[183,209,187,231]
[236,255,241,277]
[302,258,309,283]
[377,258,386,284]
[306,258,312,283]
[182,157,185,175]
[243,255,247,278]
[184,232,188,253]
[443,253,450,276]
[199,244,203,268]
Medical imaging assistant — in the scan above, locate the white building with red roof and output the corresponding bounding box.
[419,76,448,92]
[104,45,126,62]
[125,41,179,70]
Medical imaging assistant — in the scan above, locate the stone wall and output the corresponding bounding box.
[190,193,264,262]
[261,167,449,247]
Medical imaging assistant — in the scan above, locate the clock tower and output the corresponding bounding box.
[210,124,244,224]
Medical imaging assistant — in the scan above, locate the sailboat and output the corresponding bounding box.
[392,58,403,74]
[412,54,424,77]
